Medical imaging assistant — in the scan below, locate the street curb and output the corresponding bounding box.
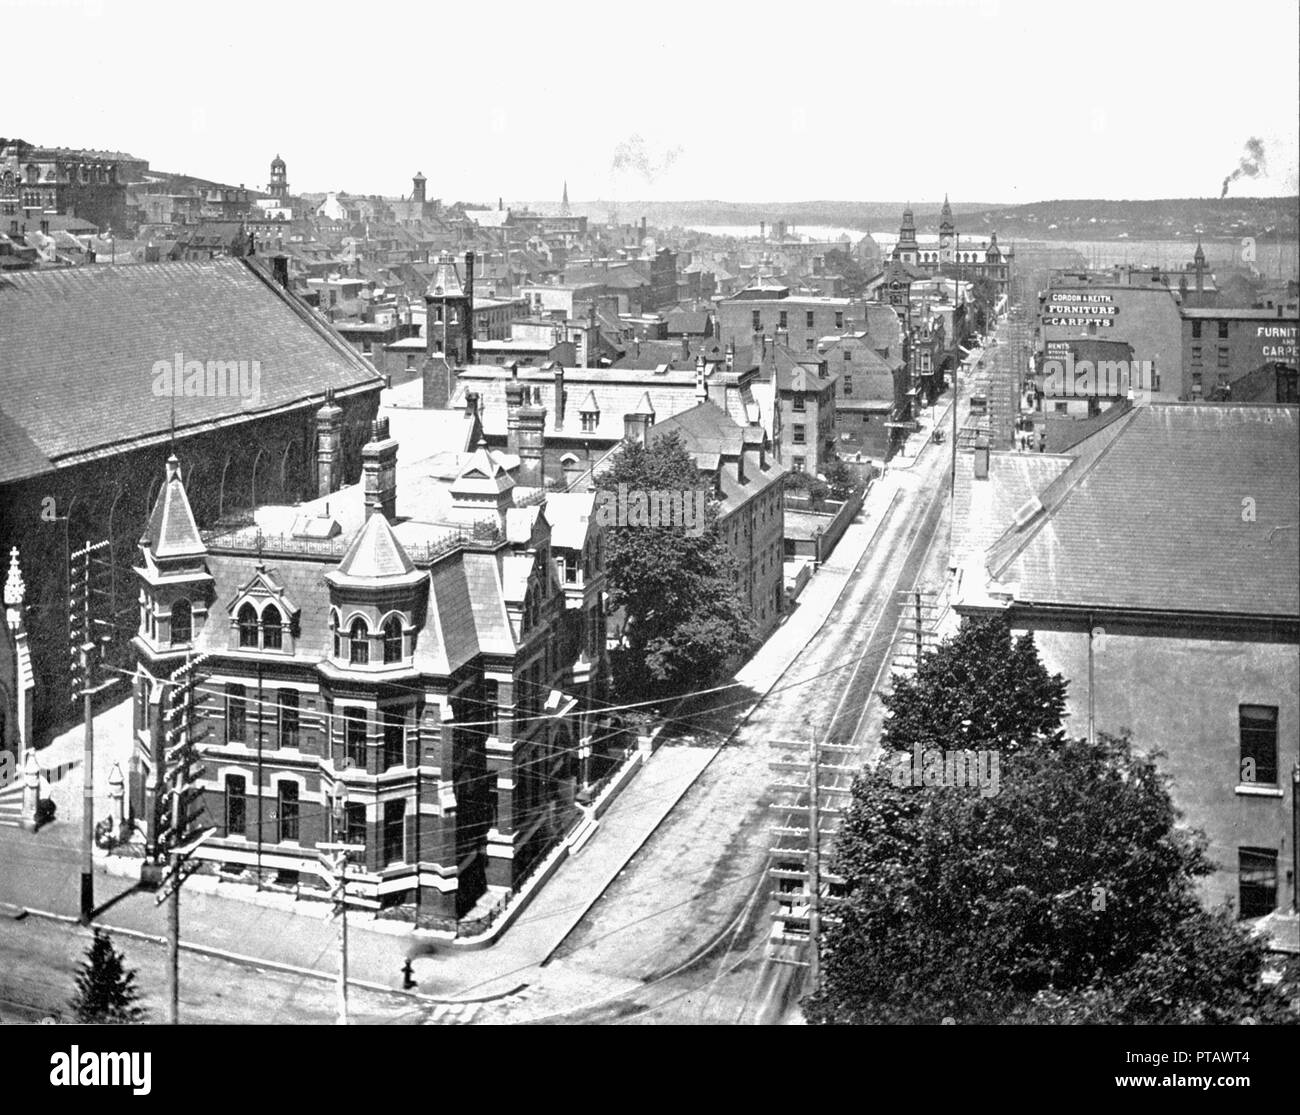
[540,487,904,968]
[12,903,530,1007]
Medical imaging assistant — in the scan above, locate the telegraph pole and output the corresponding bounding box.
[70,538,113,923]
[320,783,364,1026]
[806,734,821,987]
[156,653,214,1025]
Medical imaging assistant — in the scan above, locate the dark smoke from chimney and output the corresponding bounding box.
[1221,137,1267,198]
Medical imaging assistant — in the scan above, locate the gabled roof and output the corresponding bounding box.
[0,259,382,469]
[141,456,205,559]
[982,404,1299,618]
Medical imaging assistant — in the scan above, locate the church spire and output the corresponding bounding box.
[561,180,570,216]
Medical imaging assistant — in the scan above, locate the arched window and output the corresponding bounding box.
[382,615,403,663]
[331,610,342,658]
[262,604,283,649]
[170,600,192,644]
[237,603,258,648]
[349,618,370,665]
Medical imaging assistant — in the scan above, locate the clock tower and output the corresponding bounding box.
[938,194,955,266]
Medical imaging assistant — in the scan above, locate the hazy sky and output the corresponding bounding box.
[6,0,1298,204]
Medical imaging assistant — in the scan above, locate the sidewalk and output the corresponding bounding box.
[2,430,926,1007]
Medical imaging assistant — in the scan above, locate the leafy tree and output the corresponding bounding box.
[599,431,755,698]
[821,458,860,502]
[69,929,146,1024]
[880,616,1068,754]
[805,616,1298,1025]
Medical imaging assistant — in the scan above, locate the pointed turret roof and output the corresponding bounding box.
[334,511,416,580]
[141,455,205,559]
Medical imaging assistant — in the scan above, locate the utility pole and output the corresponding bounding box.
[766,739,857,977]
[320,783,364,1026]
[806,734,821,988]
[70,538,113,923]
[155,653,214,1025]
[1292,760,1299,915]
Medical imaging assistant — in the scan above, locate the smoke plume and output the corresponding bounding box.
[1221,137,1267,198]
[611,134,683,185]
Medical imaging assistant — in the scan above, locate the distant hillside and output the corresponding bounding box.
[537,197,1297,243]
[546,200,1000,232]
[959,197,1298,242]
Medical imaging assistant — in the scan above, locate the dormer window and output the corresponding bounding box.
[171,600,192,645]
[581,409,598,433]
[262,604,283,649]
[237,603,259,647]
[349,618,370,665]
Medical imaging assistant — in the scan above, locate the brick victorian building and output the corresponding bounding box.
[130,409,610,928]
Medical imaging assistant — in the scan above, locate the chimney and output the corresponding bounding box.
[362,417,399,520]
[271,253,289,289]
[315,388,343,498]
[725,339,735,372]
[680,333,690,362]
[973,435,990,480]
[516,403,547,487]
[695,355,708,402]
[553,363,566,429]
[464,251,476,365]
[505,379,524,456]
[465,391,479,421]
[412,173,426,204]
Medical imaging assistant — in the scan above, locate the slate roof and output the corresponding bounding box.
[142,456,205,558]
[983,404,1299,617]
[451,365,704,441]
[0,259,382,472]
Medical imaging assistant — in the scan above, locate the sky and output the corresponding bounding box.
[5,0,1299,205]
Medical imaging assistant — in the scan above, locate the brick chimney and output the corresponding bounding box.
[315,388,343,498]
[553,364,566,429]
[362,417,399,520]
[464,251,475,365]
[516,403,546,487]
[271,253,290,289]
[680,333,690,362]
[505,378,524,456]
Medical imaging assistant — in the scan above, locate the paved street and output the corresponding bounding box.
[0,340,985,1027]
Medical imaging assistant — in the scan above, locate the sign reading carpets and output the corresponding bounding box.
[1255,324,1297,362]
[1042,292,1117,328]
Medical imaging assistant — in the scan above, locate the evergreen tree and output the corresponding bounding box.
[69,929,146,1024]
